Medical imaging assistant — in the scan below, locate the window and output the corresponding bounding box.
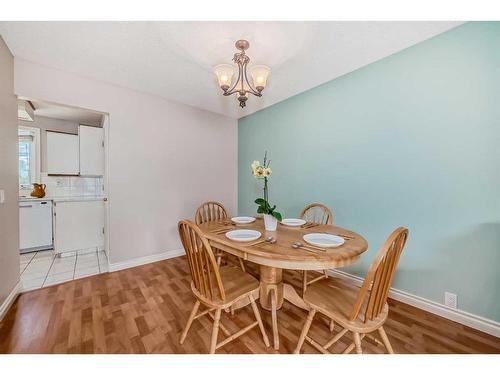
[18,126,40,191]
[18,135,33,189]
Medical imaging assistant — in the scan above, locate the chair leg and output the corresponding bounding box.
[323,269,328,279]
[378,326,394,354]
[208,311,230,336]
[238,258,246,272]
[180,300,200,344]
[343,342,355,354]
[209,308,222,354]
[249,295,270,347]
[270,287,279,350]
[294,309,316,354]
[329,319,335,332]
[353,332,363,354]
[302,271,308,297]
[324,328,348,350]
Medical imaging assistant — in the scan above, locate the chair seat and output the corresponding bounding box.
[220,265,259,301]
[192,265,259,308]
[304,277,388,332]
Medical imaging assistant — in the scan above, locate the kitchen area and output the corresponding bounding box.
[18,99,108,291]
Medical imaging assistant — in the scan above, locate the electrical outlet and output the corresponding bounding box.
[444,292,457,309]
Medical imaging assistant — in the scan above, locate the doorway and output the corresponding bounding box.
[17,98,110,291]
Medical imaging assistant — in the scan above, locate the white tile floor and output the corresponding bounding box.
[20,248,108,292]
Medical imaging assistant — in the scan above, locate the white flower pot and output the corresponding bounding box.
[264,214,278,231]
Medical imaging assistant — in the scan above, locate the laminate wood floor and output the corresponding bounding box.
[1,256,499,354]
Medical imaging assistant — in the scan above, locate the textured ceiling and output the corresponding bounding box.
[0,21,463,118]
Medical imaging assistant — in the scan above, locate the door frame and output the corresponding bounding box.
[16,96,111,267]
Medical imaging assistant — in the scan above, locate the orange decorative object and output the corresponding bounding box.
[30,183,46,198]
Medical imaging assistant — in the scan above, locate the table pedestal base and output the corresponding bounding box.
[231,266,311,350]
[259,266,283,310]
[257,265,310,349]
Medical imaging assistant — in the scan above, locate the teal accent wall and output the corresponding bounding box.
[238,22,500,322]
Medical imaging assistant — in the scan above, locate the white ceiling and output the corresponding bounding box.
[0,21,462,119]
[30,99,103,126]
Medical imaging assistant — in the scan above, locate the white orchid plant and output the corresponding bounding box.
[252,152,282,222]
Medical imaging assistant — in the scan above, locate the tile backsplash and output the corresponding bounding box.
[38,174,104,198]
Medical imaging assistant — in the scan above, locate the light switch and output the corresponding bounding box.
[0,189,5,204]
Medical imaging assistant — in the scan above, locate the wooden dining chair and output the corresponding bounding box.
[294,227,408,354]
[178,220,270,353]
[299,203,334,296]
[195,201,245,271]
[195,201,228,224]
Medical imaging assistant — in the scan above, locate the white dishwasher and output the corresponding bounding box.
[19,200,53,253]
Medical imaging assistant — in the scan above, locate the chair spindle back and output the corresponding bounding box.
[300,203,333,225]
[178,220,225,301]
[350,227,408,322]
[195,201,228,225]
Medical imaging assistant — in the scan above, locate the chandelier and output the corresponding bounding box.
[213,40,270,108]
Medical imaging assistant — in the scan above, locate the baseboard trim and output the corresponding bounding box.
[0,281,20,322]
[108,249,185,272]
[327,269,500,338]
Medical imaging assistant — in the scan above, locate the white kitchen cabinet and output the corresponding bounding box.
[53,200,104,254]
[46,131,79,175]
[79,125,104,176]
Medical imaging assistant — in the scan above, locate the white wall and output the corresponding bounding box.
[14,59,238,265]
[0,37,19,308]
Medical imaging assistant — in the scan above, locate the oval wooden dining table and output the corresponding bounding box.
[197,218,368,350]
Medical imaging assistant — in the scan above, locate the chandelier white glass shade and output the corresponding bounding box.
[213,40,270,108]
[213,64,235,91]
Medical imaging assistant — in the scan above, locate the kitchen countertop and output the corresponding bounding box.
[19,196,51,202]
[52,196,107,203]
[19,196,106,203]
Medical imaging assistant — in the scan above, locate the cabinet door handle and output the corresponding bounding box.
[20,205,33,208]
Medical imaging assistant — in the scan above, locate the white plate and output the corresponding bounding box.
[303,233,345,248]
[225,229,261,242]
[281,218,307,227]
[231,216,256,224]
